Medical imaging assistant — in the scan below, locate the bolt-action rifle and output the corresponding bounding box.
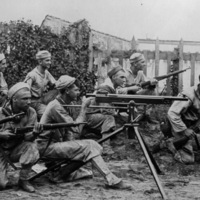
[0,112,25,124]
[127,67,191,88]
[12,122,87,139]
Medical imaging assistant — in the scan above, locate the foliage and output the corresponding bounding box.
[0,19,97,95]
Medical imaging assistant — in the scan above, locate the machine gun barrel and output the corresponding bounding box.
[86,94,188,104]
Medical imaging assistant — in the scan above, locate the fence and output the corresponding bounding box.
[41,15,200,94]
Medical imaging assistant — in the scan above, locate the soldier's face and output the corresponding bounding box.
[130,59,145,75]
[112,70,127,87]
[13,90,31,112]
[137,59,146,68]
[0,59,7,73]
[40,57,51,69]
[67,84,80,101]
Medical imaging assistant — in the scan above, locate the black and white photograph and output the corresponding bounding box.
[0,0,200,199]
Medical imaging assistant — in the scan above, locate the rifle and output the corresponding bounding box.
[127,67,191,88]
[0,112,25,124]
[12,122,87,139]
[0,112,25,170]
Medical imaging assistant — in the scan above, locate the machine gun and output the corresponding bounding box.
[29,94,187,199]
[86,94,187,199]
[127,67,191,88]
[86,93,188,104]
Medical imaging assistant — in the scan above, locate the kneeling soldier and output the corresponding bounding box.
[0,82,40,192]
[37,75,132,190]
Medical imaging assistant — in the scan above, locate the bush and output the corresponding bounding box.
[0,19,97,96]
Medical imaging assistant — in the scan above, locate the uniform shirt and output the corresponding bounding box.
[100,77,127,94]
[168,84,200,133]
[24,67,56,98]
[0,106,37,149]
[39,97,81,143]
[126,69,148,86]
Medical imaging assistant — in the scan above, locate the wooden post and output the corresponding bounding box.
[155,37,159,77]
[166,52,172,95]
[97,52,103,86]
[178,39,184,92]
[106,37,112,73]
[143,50,148,76]
[190,53,195,86]
[88,31,93,72]
[131,35,137,51]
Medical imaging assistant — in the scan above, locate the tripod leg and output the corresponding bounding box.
[133,126,167,200]
[140,134,163,175]
[97,126,125,144]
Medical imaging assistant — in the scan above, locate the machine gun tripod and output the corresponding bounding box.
[101,100,167,199]
[85,93,188,200]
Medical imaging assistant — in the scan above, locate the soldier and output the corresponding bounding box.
[37,75,132,190]
[0,53,8,106]
[0,82,41,192]
[24,50,56,119]
[167,82,200,164]
[99,65,141,94]
[126,52,158,95]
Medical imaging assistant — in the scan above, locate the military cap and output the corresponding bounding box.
[129,53,145,64]
[107,66,124,78]
[8,82,30,99]
[55,75,76,90]
[36,50,51,60]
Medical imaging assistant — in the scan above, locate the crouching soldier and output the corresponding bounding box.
[0,82,40,192]
[37,75,132,190]
[167,81,200,164]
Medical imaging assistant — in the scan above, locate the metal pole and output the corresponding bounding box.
[134,126,167,200]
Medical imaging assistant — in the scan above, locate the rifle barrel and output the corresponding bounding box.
[155,67,191,81]
[14,122,87,134]
[0,112,25,125]
[63,105,128,110]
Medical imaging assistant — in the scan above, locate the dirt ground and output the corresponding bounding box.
[1,105,200,200]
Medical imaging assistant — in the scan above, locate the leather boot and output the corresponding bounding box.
[18,179,35,193]
[102,134,114,155]
[106,180,133,190]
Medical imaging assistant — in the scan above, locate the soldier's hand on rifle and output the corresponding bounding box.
[150,78,158,86]
[33,123,43,137]
[0,130,15,140]
[127,85,141,93]
[24,123,43,141]
[184,128,196,139]
[81,96,93,109]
